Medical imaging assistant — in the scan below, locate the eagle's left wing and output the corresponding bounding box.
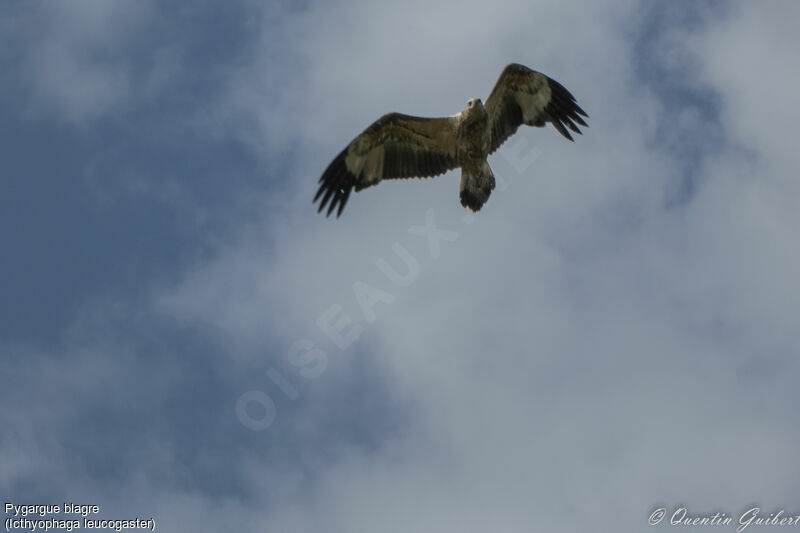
[315,113,460,217]
[485,63,588,154]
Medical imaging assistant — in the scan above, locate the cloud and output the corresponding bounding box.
[9,1,193,125]
[9,2,144,123]
[3,1,799,532]
[159,1,800,531]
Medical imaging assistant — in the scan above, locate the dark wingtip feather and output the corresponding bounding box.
[548,113,574,141]
[546,77,589,140]
[314,148,357,218]
[572,113,588,127]
[336,187,351,218]
[563,116,581,133]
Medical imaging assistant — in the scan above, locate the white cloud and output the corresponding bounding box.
[696,2,800,176]
[5,1,798,531]
[16,1,163,124]
[154,1,800,531]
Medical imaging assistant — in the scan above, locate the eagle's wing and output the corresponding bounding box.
[314,113,460,217]
[484,63,588,153]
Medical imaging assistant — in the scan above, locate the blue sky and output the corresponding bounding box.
[2,1,799,532]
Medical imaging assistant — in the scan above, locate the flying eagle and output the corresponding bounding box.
[314,63,588,217]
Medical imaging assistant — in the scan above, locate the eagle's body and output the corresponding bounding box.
[455,97,494,211]
[315,63,588,217]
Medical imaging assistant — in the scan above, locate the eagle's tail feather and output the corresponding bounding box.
[459,161,495,212]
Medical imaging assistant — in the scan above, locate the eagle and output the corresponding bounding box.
[314,63,588,217]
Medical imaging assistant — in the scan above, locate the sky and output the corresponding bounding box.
[2,1,799,532]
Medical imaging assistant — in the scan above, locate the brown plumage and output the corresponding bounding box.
[314,63,588,217]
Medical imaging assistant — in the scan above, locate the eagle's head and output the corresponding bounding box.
[463,97,486,123]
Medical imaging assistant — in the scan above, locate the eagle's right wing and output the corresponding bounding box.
[314,113,460,217]
[485,64,588,154]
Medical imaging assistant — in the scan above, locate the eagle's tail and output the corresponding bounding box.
[459,161,495,212]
